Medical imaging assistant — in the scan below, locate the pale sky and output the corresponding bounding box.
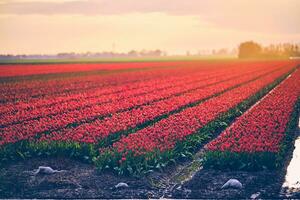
[0,0,300,54]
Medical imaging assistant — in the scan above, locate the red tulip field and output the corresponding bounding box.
[1,60,300,174]
[1,60,300,198]
[205,68,300,169]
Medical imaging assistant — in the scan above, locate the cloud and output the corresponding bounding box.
[0,0,299,34]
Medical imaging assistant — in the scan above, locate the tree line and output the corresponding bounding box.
[0,49,166,60]
[238,41,300,59]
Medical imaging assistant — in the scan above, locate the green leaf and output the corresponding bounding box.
[155,163,161,169]
[17,151,25,159]
[127,165,133,174]
[170,159,176,164]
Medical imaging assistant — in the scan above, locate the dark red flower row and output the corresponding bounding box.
[103,65,294,159]
[0,61,291,104]
[0,66,183,105]
[0,69,216,126]
[0,61,186,77]
[206,69,300,153]
[0,63,271,146]
[39,65,277,144]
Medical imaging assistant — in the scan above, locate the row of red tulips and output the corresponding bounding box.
[0,61,187,77]
[0,66,244,128]
[0,64,274,146]
[37,65,290,146]
[0,66,184,103]
[1,62,213,100]
[0,60,287,105]
[1,60,299,174]
[1,69,222,126]
[2,60,286,77]
[0,68,192,115]
[204,68,300,169]
[94,64,296,172]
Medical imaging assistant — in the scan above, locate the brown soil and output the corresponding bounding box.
[172,169,285,199]
[0,157,158,199]
[0,157,292,199]
[172,126,300,199]
[1,127,299,199]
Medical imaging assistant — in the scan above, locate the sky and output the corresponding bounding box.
[0,0,300,55]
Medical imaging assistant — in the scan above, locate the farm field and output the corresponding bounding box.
[0,59,300,198]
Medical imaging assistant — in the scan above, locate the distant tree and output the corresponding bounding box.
[153,49,162,56]
[216,48,228,55]
[238,41,262,59]
[128,50,138,57]
[230,48,238,55]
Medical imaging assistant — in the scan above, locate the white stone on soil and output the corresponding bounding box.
[115,182,129,189]
[221,179,243,189]
[250,192,261,199]
[33,166,65,175]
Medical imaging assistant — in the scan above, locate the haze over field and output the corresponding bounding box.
[0,0,300,54]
